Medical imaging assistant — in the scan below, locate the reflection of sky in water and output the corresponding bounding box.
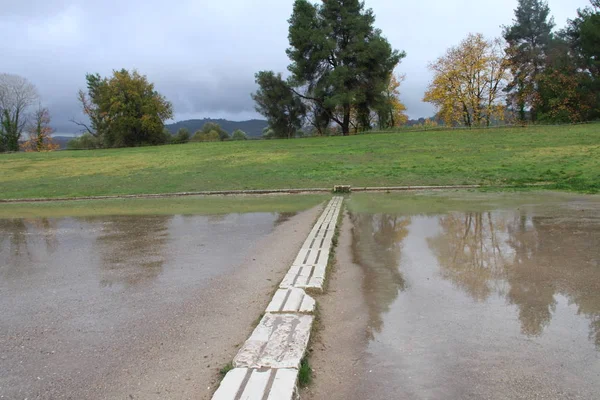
[0,213,279,322]
[0,212,286,400]
[0,213,280,288]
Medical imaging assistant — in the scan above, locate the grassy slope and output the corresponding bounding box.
[345,190,599,215]
[0,195,329,218]
[1,125,599,200]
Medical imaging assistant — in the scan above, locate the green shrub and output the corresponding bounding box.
[232,129,248,141]
[67,133,102,150]
[174,128,191,144]
[192,130,220,142]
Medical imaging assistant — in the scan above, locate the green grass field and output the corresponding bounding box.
[345,190,599,214]
[0,194,329,218]
[1,124,599,200]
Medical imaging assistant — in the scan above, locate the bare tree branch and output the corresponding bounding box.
[0,73,39,151]
[69,118,95,135]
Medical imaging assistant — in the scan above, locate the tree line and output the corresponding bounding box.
[1,69,250,152]
[254,0,600,134]
[2,0,598,152]
[424,0,600,127]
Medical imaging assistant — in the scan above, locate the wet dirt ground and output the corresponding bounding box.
[0,208,322,400]
[307,192,600,400]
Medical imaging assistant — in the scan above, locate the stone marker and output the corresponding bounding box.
[333,185,351,193]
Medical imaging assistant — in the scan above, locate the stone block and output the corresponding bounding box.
[233,313,313,369]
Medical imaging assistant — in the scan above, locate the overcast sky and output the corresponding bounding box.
[1,0,590,133]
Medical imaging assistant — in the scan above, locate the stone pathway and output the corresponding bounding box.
[212,197,343,400]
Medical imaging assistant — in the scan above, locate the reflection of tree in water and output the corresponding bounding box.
[207,214,227,223]
[511,215,600,347]
[505,215,556,336]
[351,213,410,338]
[33,218,59,255]
[274,212,297,227]
[429,211,600,347]
[428,212,509,302]
[0,219,30,260]
[0,218,58,277]
[91,216,172,288]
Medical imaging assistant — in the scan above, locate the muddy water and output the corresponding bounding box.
[0,213,284,399]
[349,193,600,400]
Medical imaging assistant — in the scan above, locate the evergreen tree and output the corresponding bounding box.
[252,71,306,139]
[503,0,555,122]
[287,0,404,135]
[252,0,404,136]
[564,0,600,119]
[535,37,594,122]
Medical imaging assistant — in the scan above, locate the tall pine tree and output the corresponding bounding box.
[503,0,555,123]
[565,0,600,120]
[286,0,404,135]
[251,71,306,139]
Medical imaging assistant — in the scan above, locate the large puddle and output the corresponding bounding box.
[0,212,290,399]
[348,192,600,399]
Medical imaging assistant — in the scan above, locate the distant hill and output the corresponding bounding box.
[166,118,268,138]
[52,136,74,149]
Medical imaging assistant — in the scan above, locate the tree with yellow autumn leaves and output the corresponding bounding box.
[381,73,409,128]
[20,106,59,152]
[424,33,509,127]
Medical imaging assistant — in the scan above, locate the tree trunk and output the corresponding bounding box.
[462,103,472,127]
[342,105,351,136]
[518,100,526,123]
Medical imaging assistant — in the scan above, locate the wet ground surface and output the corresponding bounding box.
[0,212,299,399]
[310,192,600,400]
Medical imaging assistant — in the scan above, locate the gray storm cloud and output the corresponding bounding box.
[0,0,587,133]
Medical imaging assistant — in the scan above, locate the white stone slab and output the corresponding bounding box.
[293,248,330,268]
[313,203,340,226]
[212,368,297,400]
[266,368,298,400]
[239,368,270,399]
[212,368,247,400]
[307,276,324,290]
[266,288,316,314]
[233,313,313,369]
[311,263,327,280]
[312,206,341,230]
[301,228,335,250]
[316,219,335,232]
[279,265,303,288]
[279,265,328,292]
[279,197,342,292]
